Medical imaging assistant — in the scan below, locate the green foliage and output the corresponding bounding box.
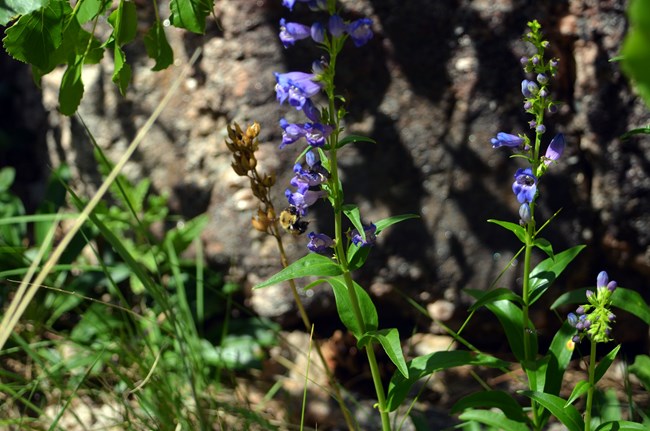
[629,354,650,392]
[622,0,650,107]
[358,328,408,379]
[1,0,216,114]
[520,391,585,431]
[325,275,378,338]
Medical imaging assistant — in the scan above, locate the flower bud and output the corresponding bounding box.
[537,73,548,84]
[607,281,617,292]
[576,305,585,315]
[519,203,531,224]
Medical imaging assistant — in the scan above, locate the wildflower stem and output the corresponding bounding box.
[522,224,540,429]
[585,340,597,431]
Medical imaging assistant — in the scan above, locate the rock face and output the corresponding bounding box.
[4,1,649,344]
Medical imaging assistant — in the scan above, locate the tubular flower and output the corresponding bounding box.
[347,18,374,47]
[279,119,307,148]
[304,122,333,147]
[307,232,334,253]
[512,168,537,204]
[543,133,565,166]
[285,188,327,216]
[491,132,524,149]
[279,18,311,48]
[328,14,346,37]
[350,223,377,247]
[274,72,322,110]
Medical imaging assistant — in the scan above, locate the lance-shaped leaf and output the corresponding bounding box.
[325,275,377,338]
[254,253,342,289]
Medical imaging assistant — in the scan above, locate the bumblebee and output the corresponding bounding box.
[279,206,309,235]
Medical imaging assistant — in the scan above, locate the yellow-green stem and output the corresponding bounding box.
[522,224,540,429]
[585,340,597,431]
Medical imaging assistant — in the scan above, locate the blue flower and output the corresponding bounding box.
[307,232,334,253]
[279,18,311,48]
[521,79,538,97]
[311,22,325,43]
[281,0,312,11]
[512,168,537,204]
[279,119,307,148]
[519,203,531,224]
[291,152,329,189]
[543,133,565,166]
[328,14,346,37]
[274,72,322,110]
[350,223,377,247]
[491,132,524,149]
[304,122,333,147]
[285,188,327,216]
[347,18,373,47]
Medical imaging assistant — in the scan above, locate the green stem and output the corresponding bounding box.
[585,340,597,431]
[522,224,540,429]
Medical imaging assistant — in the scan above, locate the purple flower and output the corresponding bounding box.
[279,18,311,48]
[350,223,377,247]
[279,119,307,148]
[291,152,329,189]
[521,79,539,98]
[543,133,565,166]
[597,271,609,289]
[282,0,312,10]
[512,168,537,204]
[567,312,578,327]
[347,18,373,47]
[285,188,327,216]
[328,14,346,37]
[304,122,333,147]
[275,72,322,110]
[536,124,546,134]
[302,99,321,122]
[307,232,334,253]
[519,203,531,224]
[491,132,524,149]
[607,281,617,292]
[311,22,325,43]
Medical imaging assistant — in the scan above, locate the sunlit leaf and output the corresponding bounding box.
[59,57,84,116]
[325,275,377,338]
[0,0,47,26]
[144,21,174,71]
[254,253,342,289]
[170,0,213,34]
[451,390,530,424]
[359,328,408,378]
[520,391,584,431]
[458,409,528,431]
[621,0,650,107]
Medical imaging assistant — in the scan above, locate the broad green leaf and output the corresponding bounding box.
[528,244,585,305]
[629,354,650,391]
[335,134,376,149]
[488,219,526,244]
[107,0,137,46]
[325,275,378,338]
[533,237,553,258]
[520,391,584,431]
[621,0,650,108]
[144,21,174,71]
[0,0,48,26]
[541,320,575,397]
[458,409,529,431]
[466,290,535,362]
[386,350,508,411]
[59,58,84,116]
[170,0,213,34]
[451,390,529,424]
[347,241,370,270]
[254,253,342,289]
[112,45,131,95]
[2,0,71,71]
[468,287,523,312]
[565,380,590,406]
[552,287,650,325]
[595,421,649,431]
[359,328,408,378]
[76,0,109,24]
[594,344,620,383]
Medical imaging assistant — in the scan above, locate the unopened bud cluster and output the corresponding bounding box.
[225,122,278,234]
[568,271,617,344]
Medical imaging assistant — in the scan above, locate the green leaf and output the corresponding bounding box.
[458,409,529,431]
[488,219,526,243]
[520,391,584,431]
[565,380,590,406]
[2,0,71,71]
[59,58,84,116]
[112,45,131,95]
[528,245,585,305]
[164,214,209,255]
[325,275,378,338]
[541,320,575,397]
[144,21,174,71]
[0,167,16,191]
[451,391,529,424]
[359,328,408,379]
[595,421,650,431]
[621,0,650,108]
[107,0,137,46]
[386,350,508,411]
[335,134,376,149]
[629,354,650,392]
[342,204,364,242]
[76,0,109,24]
[533,237,554,258]
[374,213,419,233]
[170,0,212,34]
[0,0,48,26]
[254,253,342,289]
[468,287,523,312]
[594,344,620,383]
[466,291,535,362]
